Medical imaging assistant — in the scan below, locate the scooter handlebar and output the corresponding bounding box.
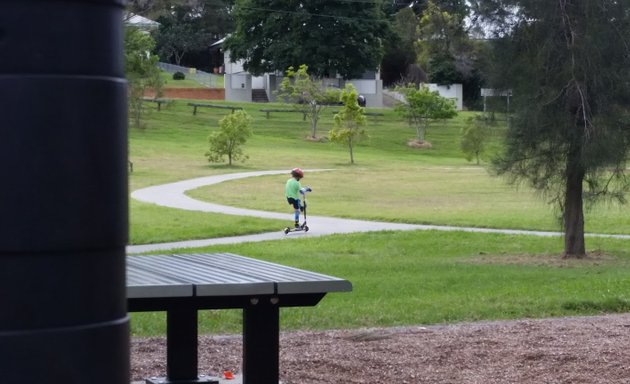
[299,186,312,194]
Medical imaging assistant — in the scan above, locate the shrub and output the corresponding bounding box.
[330,84,367,164]
[205,110,253,166]
[461,115,490,165]
[173,71,186,80]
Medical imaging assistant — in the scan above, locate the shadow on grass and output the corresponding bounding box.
[205,164,252,170]
[562,298,630,313]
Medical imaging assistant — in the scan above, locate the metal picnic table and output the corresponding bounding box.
[127,253,352,384]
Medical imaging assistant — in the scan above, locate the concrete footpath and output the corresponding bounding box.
[127,170,630,254]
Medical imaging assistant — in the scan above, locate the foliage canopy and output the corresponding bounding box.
[154,5,212,66]
[395,85,458,143]
[223,0,389,79]
[276,64,341,139]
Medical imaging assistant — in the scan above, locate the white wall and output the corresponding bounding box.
[426,84,463,111]
[224,73,252,102]
[344,79,383,108]
[223,50,251,102]
[252,76,264,89]
[224,51,245,75]
[384,84,464,111]
[265,74,280,101]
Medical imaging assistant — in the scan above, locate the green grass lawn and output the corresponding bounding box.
[130,230,630,336]
[188,166,629,234]
[162,77,204,88]
[130,200,286,244]
[128,98,630,336]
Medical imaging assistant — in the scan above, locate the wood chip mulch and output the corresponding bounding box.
[132,314,630,383]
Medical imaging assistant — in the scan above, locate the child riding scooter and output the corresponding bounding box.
[284,168,311,234]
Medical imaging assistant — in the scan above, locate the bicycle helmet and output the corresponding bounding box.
[291,168,304,178]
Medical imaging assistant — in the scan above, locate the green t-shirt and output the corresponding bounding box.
[285,178,302,199]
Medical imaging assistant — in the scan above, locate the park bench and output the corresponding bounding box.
[259,108,308,120]
[331,110,385,119]
[143,97,172,111]
[188,103,243,115]
[127,252,352,384]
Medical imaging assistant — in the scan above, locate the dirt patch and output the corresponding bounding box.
[131,314,630,383]
[407,139,433,149]
[464,250,620,268]
[305,135,329,142]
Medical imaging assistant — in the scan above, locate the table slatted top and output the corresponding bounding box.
[127,253,352,299]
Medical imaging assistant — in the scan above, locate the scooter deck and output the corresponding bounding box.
[284,224,309,234]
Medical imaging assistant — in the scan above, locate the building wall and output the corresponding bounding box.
[223,50,383,107]
[343,78,383,108]
[385,84,464,111]
[266,74,280,102]
[224,73,252,102]
[426,84,463,111]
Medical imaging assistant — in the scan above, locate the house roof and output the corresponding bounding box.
[124,13,160,30]
[210,37,226,48]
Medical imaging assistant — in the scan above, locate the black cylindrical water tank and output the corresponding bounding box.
[0,1,129,383]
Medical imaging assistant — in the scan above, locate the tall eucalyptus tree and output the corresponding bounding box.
[474,0,630,257]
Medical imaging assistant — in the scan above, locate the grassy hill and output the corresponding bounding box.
[128,99,630,336]
[129,99,628,244]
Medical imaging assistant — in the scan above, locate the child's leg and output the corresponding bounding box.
[288,198,301,227]
[294,199,302,226]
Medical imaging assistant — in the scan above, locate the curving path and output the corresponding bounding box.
[127,170,630,254]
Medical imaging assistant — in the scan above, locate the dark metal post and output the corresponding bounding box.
[146,307,217,384]
[243,297,280,384]
[166,307,199,381]
[0,1,129,383]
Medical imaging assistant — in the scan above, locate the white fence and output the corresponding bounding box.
[157,62,222,88]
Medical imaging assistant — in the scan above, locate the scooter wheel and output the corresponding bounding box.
[303,225,309,232]
[283,227,290,235]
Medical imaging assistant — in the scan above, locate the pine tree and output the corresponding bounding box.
[476,0,630,257]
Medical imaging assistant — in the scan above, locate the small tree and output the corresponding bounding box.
[276,64,340,140]
[395,85,457,146]
[205,110,253,166]
[461,115,490,165]
[125,27,163,129]
[329,84,368,164]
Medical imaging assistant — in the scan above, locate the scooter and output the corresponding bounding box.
[284,187,312,234]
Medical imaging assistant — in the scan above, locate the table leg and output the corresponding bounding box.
[243,297,280,384]
[168,307,199,381]
[146,307,217,384]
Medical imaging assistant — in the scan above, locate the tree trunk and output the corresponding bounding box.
[349,138,354,164]
[175,51,185,66]
[563,148,586,258]
[310,103,318,138]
